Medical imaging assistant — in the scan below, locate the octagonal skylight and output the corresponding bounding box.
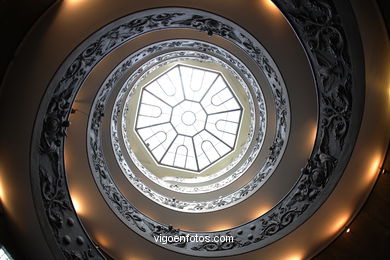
[135,65,243,172]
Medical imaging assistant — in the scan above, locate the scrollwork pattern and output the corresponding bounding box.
[31,3,363,257]
[99,43,280,212]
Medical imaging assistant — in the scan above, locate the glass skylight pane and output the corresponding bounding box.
[192,130,231,170]
[190,69,204,92]
[180,66,218,102]
[0,247,13,260]
[167,67,183,93]
[205,110,241,148]
[145,73,184,106]
[136,90,172,128]
[174,150,187,168]
[180,66,192,97]
[201,77,233,114]
[137,123,176,161]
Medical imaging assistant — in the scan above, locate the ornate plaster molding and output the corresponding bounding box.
[90,41,287,213]
[30,2,364,258]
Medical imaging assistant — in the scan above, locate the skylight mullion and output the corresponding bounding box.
[200,75,220,102]
[204,129,232,149]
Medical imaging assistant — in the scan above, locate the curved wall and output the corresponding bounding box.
[0,0,388,259]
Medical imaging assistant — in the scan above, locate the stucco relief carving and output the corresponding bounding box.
[31,2,363,258]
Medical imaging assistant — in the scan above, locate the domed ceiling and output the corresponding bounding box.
[0,0,388,259]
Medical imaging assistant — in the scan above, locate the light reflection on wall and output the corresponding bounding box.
[309,124,317,150]
[388,82,390,108]
[64,149,72,173]
[208,222,234,232]
[287,255,302,260]
[328,214,349,237]
[0,169,8,213]
[127,256,149,260]
[367,154,382,182]
[65,0,85,4]
[262,0,279,12]
[354,152,384,189]
[302,121,318,154]
[94,232,111,252]
[60,0,90,14]
[70,193,83,215]
[251,205,271,220]
[0,176,4,206]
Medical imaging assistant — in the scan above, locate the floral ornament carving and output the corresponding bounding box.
[31,2,363,258]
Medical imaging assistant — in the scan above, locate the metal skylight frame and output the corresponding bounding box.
[135,64,243,172]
